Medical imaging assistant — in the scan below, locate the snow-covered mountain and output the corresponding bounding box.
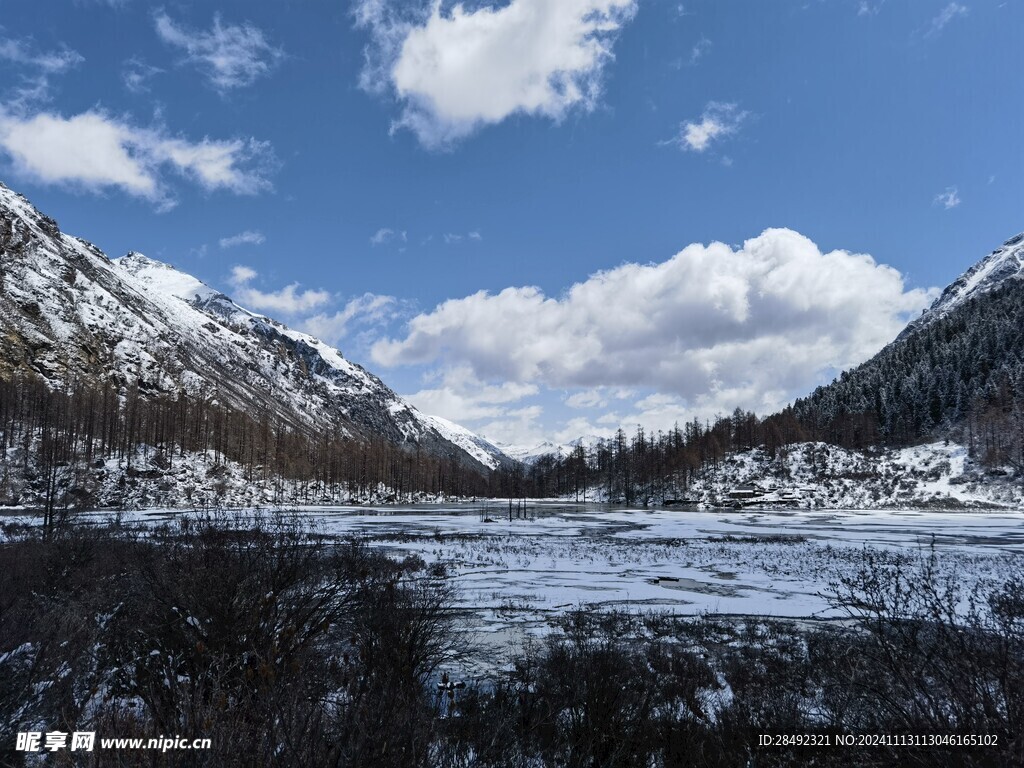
[793,227,1024,449]
[496,435,605,464]
[899,231,1024,338]
[0,181,511,472]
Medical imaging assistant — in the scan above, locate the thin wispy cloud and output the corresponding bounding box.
[687,37,712,66]
[925,3,968,37]
[219,230,265,249]
[122,57,163,94]
[154,11,284,91]
[0,37,83,73]
[857,1,886,17]
[0,36,83,106]
[934,186,961,209]
[370,227,406,246]
[443,231,483,244]
[0,107,274,210]
[355,0,639,148]
[671,102,748,153]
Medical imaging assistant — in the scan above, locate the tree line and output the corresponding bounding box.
[0,373,510,519]
[518,280,1024,502]
[3,273,1022,512]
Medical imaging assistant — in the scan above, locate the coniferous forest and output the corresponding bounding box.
[3,271,1024,515]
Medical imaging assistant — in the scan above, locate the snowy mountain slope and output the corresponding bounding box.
[899,231,1024,338]
[0,180,511,472]
[792,227,1024,447]
[415,413,507,470]
[670,441,1023,510]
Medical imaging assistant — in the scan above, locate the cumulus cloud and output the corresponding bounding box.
[355,0,638,147]
[404,365,539,424]
[219,230,265,249]
[228,265,331,314]
[925,3,968,37]
[0,107,273,208]
[934,185,960,209]
[302,293,401,344]
[672,101,747,153]
[373,229,937,419]
[154,11,284,91]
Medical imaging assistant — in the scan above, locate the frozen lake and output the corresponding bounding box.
[83,502,1024,639]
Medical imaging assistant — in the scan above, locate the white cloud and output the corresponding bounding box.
[0,36,84,106]
[0,37,83,74]
[219,230,266,249]
[672,101,747,153]
[474,405,547,447]
[0,107,273,208]
[404,365,539,424]
[154,11,284,91]
[565,389,607,409]
[444,230,482,244]
[122,57,163,94]
[934,185,960,209]
[355,0,638,147]
[370,227,407,245]
[373,229,937,420]
[228,265,331,314]
[925,3,968,37]
[301,293,400,344]
[229,265,258,284]
[686,37,712,66]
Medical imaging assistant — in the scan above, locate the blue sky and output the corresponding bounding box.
[0,0,1020,447]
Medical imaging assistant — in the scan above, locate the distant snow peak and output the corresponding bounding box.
[495,435,601,465]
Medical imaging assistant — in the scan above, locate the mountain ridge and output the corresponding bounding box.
[899,232,1024,339]
[0,180,511,472]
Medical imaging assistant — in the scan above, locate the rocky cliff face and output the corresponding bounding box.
[0,180,510,472]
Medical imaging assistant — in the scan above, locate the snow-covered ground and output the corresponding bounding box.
[36,502,1022,647]
[659,441,1024,509]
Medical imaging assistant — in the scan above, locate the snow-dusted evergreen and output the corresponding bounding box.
[517,230,1024,504]
[901,232,1024,335]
